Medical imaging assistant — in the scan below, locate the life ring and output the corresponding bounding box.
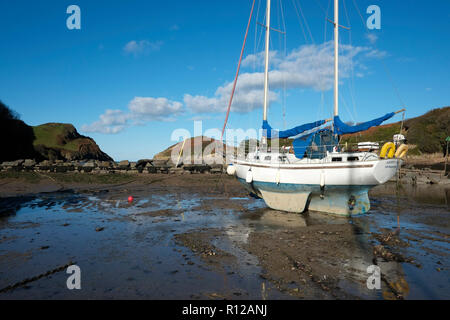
[395,144,409,158]
[380,142,396,159]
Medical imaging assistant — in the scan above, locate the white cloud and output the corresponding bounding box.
[123,40,163,56]
[186,41,373,114]
[82,97,183,134]
[84,41,389,133]
[82,109,130,134]
[128,97,183,121]
[365,49,388,59]
[366,33,378,44]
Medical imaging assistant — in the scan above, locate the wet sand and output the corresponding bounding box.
[0,173,448,299]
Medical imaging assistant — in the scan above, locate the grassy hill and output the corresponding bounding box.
[341,106,450,155]
[32,123,113,161]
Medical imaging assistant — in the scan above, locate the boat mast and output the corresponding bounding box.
[263,0,271,121]
[334,0,339,117]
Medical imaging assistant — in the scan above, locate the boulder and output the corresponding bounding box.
[98,161,111,169]
[83,161,95,168]
[23,159,36,167]
[137,159,152,168]
[145,163,156,173]
[152,159,167,167]
[119,160,130,169]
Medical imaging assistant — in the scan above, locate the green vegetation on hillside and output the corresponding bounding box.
[340,123,403,146]
[404,107,450,155]
[340,107,449,155]
[31,123,113,161]
[33,123,79,152]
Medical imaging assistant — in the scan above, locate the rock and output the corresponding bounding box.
[169,168,183,174]
[152,159,167,166]
[210,168,222,174]
[83,161,95,168]
[98,161,111,169]
[137,159,152,169]
[23,159,36,167]
[147,166,157,174]
[119,160,130,169]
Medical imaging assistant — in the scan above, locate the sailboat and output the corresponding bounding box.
[226,0,406,216]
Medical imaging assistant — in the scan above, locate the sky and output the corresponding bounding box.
[0,0,449,161]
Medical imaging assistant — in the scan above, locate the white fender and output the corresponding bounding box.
[226,165,236,176]
[320,170,325,187]
[246,170,253,183]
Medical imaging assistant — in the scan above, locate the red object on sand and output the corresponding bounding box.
[128,196,133,202]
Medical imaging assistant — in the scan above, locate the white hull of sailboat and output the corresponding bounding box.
[232,158,400,216]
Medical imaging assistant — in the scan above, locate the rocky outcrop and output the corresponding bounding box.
[32,123,113,162]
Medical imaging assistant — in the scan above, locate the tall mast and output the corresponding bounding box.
[333,0,339,117]
[263,0,271,121]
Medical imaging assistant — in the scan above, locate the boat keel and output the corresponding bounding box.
[307,188,371,216]
[259,189,310,213]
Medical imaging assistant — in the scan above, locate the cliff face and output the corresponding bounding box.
[32,123,113,162]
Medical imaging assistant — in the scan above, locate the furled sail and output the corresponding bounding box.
[333,112,395,135]
[262,120,326,139]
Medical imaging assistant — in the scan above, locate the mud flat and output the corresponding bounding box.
[0,173,448,299]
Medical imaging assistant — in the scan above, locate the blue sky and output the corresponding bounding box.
[0,0,449,161]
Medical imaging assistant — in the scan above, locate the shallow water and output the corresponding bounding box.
[0,182,448,299]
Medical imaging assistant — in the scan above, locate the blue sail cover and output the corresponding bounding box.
[333,112,395,135]
[292,129,338,159]
[292,133,315,159]
[262,120,326,139]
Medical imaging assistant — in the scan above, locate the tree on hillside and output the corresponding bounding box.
[0,100,37,162]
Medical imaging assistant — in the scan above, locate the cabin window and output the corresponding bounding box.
[347,156,359,161]
[254,156,260,160]
[332,157,342,162]
[264,156,271,161]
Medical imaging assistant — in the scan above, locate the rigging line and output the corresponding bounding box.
[291,0,309,44]
[340,93,356,123]
[279,0,287,129]
[252,0,262,114]
[296,0,315,44]
[220,0,256,142]
[314,0,328,16]
[312,0,331,122]
[253,0,261,71]
[351,0,366,28]
[342,0,358,119]
[380,58,407,109]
